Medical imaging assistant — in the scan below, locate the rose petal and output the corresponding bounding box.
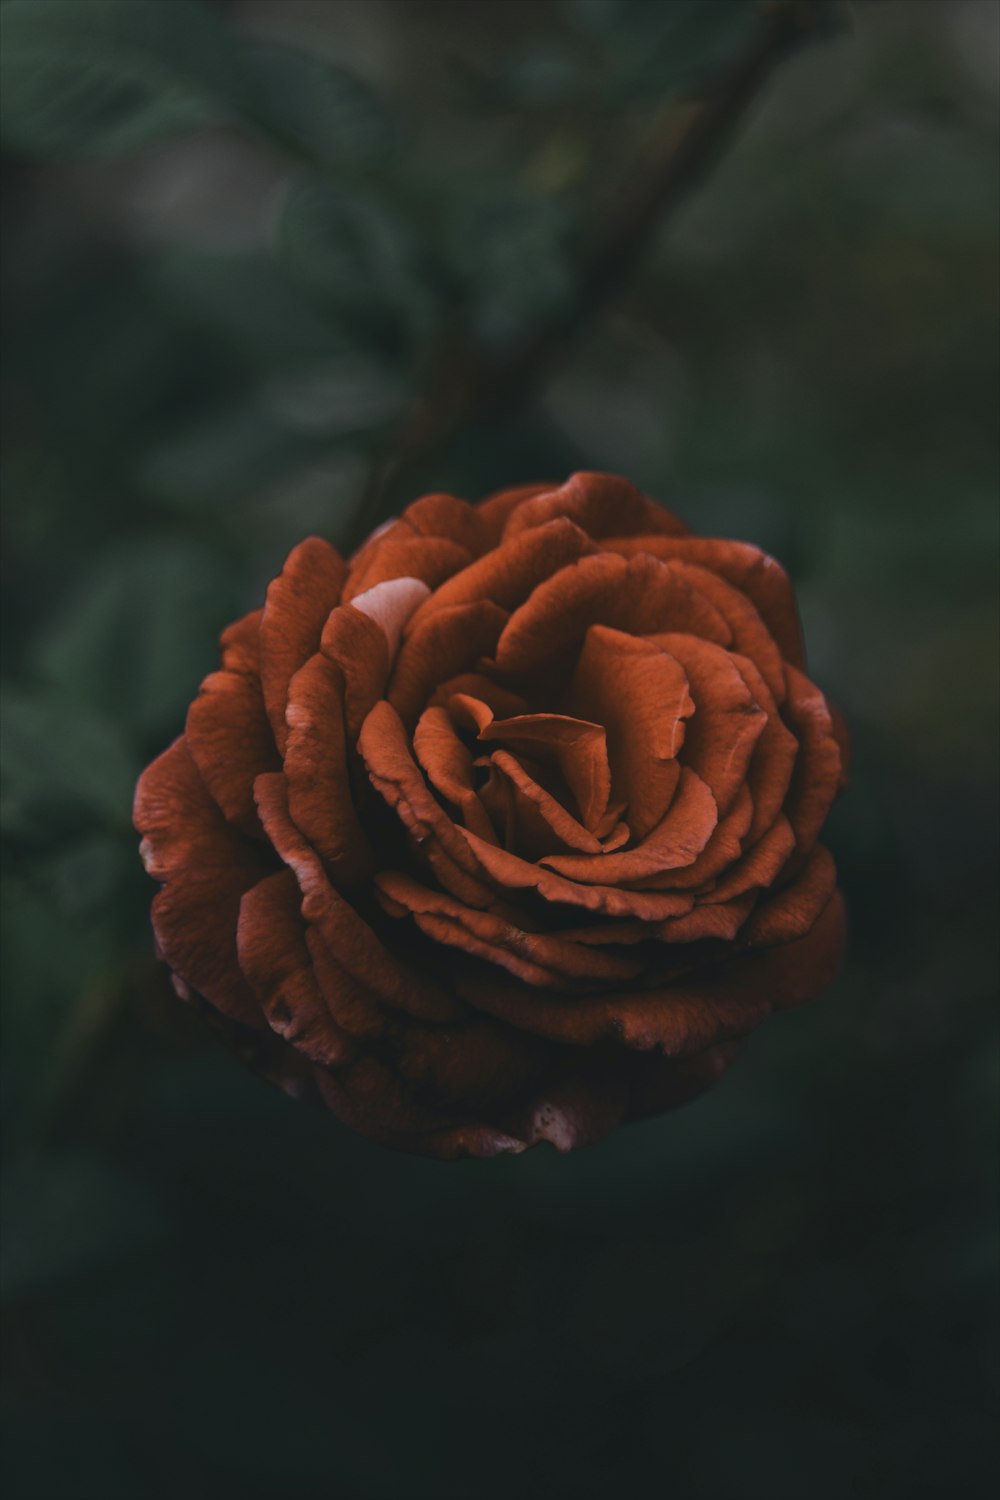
[412,706,499,844]
[351,575,432,661]
[744,844,838,946]
[542,766,718,883]
[653,634,766,817]
[476,709,612,833]
[501,471,689,543]
[343,536,474,602]
[458,829,698,920]
[652,561,786,704]
[388,599,509,726]
[254,769,457,1023]
[320,604,390,741]
[376,870,644,987]
[359,699,498,908]
[134,737,271,1027]
[259,537,346,753]
[727,654,799,844]
[237,869,354,1066]
[624,784,755,892]
[407,516,594,624]
[186,669,279,834]
[494,552,731,681]
[782,665,843,852]
[484,747,605,856]
[220,608,263,677]
[602,535,806,667]
[284,652,376,886]
[567,625,695,839]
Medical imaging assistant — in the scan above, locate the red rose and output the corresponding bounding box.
[135,473,846,1157]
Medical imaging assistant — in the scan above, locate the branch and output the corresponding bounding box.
[354,0,839,539]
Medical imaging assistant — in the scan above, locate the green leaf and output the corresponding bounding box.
[447,191,575,349]
[0,0,234,158]
[278,175,434,346]
[28,539,235,739]
[138,401,315,510]
[151,248,343,364]
[237,33,397,170]
[0,684,137,841]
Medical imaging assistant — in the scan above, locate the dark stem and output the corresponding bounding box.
[354,0,836,542]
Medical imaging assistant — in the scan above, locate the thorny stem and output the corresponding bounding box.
[353,0,841,542]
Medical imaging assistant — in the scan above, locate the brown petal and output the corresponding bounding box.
[477,709,612,833]
[484,747,605,855]
[412,706,499,843]
[359,699,497,908]
[500,471,689,543]
[782,665,843,852]
[653,893,756,944]
[653,561,786,704]
[320,604,390,741]
[284,652,376,886]
[602,535,806,667]
[351,575,431,660]
[237,869,353,1067]
[653,633,766,817]
[625,784,754,892]
[311,1056,529,1159]
[260,537,346,753]
[343,536,474,601]
[376,870,643,987]
[396,491,494,554]
[727,654,799,845]
[745,844,838,946]
[388,599,509,726]
[704,814,796,904]
[135,737,272,1028]
[453,886,845,1051]
[494,552,731,680]
[407,516,594,624]
[185,669,279,834]
[567,625,694,839]
[254,769,457,1023]
[475,481,558,542]
[458,829,698,920]
[220,608,264,677]
[542,766,718,883]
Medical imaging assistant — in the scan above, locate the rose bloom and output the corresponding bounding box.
[135,473,847,1157]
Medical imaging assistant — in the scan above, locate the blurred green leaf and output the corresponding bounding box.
[28,539,234,738]
[150,248,344,364]
[278,175,435,346]
[0,0,235,158]
[138,400,315,510]
[237,33,397,170]
[447,190,575,349]
[563,0,760,103]
[0,684,137,842]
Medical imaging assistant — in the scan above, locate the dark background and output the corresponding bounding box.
[2,1,998,1496]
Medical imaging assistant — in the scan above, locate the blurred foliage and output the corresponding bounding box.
[1,1,998,1497]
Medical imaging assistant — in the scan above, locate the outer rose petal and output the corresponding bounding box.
[782,665,843,852]
[284,652,376,887]
[602,534,806,667]
[259,537,347,753]
[500,471,689,543]
[185,668,279,834]
[134,738,272,1028]
[238,869,354,1067]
